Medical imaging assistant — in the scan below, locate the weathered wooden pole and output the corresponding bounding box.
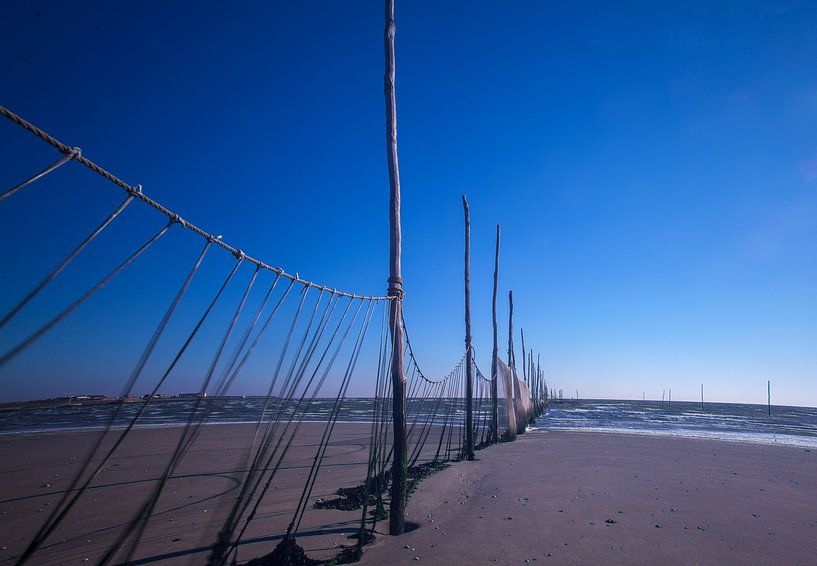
[508,292,517,374]
[767,380,771,416]
[384,0,407,536]
[508,291,523,435]
[490,225,500,443]
[462,195,474,460]
[520,328,527,384]
[528,351,534,400]
[508,293,521,389]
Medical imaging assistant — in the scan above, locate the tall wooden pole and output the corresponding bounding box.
[508,292,520,396]
[700,384,704,412]
[490,225,500,443]
[532,353,537,403]
[520,328,527,384]
[508,291,522,434]
[528,351,534,399]
[507,292,515,367]
[384,0,406,536]
[768,380,771,416]
[462,195,474,460]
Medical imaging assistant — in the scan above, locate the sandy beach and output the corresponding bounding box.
[2,426,816,565]
[0,423,392,565]
[361,431,817,565]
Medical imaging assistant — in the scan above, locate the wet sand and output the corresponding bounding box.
[360,431,817,565]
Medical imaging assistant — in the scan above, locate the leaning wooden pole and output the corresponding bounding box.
[462,195,474,460]
[384,0,407,536]
[490,225,500,443]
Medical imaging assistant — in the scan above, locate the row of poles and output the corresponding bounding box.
[383,0,548,534]
[656,381,773,415]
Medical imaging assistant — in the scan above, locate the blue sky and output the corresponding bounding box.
[1,1,816,405]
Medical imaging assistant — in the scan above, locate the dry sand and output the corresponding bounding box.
[0,423,391,565]
[360,430,817,565]
[2,426,816,565]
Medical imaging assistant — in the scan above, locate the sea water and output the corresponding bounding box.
[530,399,817,448]
[2,398,816,449]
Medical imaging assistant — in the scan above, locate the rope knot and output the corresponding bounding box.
[133,184,143,194]
[233,249,245,261]
[69,147,81,158]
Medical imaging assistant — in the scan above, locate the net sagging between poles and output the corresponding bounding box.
[496,358,532,441]
[0,105,399,565]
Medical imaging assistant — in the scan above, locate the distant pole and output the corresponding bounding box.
[700,384,704,412]
[520,328,527,384]
[642,392,645,404]
[490,225,500,443]
[531,352,536,397]
[661,389,665,407]
[669,389,671,406]
[462,195,474,460]
[508,291,519,393]
[767,380,771,416]
[384,0,407,536]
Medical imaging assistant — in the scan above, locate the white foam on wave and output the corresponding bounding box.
[528,425,817,449]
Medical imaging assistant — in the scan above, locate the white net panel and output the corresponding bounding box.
[515,378,532,434]
[496,358,532,440]
[496,358,517,441]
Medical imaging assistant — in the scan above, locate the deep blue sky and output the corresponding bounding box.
[1,1,816,405]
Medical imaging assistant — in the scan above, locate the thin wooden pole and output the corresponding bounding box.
[508,292,518,378]
[768,380,771,416]
[508,291,522,434]
[384,0,406,536]
[462,195,474,460]
[700,384,704,412]
[529,351,534,401]
[520,328,527,384]
[490,225,500,444]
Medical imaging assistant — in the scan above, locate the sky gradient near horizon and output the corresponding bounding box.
[1,1,816,406]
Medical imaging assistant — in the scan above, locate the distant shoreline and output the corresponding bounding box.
[2,396,815,410]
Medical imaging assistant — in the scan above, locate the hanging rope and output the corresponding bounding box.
[0,105,393,301]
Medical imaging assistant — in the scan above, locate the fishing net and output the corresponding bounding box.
[496,359,516,441]
[496,358,532,439]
